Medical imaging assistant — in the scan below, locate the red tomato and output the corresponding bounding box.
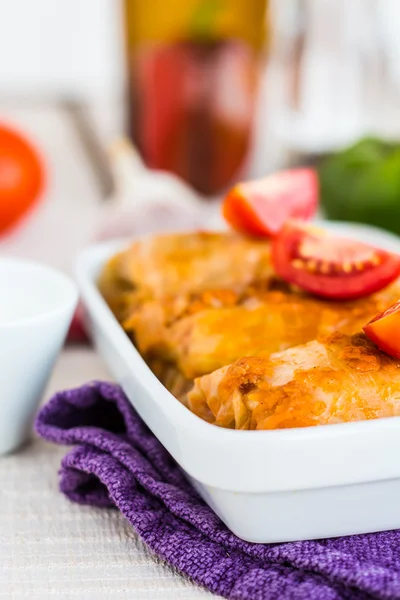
[363,301,400,358]
[271,221,400,300]
[222,168,318,237]
[0,124,44,234]
[66,304,89,345]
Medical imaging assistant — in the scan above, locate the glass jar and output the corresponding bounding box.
[124,0,268,196]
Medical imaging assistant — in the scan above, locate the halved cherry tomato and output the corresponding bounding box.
[0,124,44,235]
[222,168,318,237]
[271,221,400,300]
[363,301,400,358]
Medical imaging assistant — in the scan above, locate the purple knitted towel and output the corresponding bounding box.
[36,382,400,600]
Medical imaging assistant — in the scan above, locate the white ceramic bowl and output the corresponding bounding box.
[77,222,400,542]
[0,259,78,455]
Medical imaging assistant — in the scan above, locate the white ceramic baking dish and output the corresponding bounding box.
[76,222,400,543]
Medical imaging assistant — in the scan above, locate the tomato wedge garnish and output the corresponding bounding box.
[271,221,400,300]
[363,301,400,358]
[222,168,318,237]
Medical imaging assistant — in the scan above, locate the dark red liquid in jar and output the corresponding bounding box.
[127,40,259,196]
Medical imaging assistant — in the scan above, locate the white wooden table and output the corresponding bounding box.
[0,104,214,600]
[1,349,213,600]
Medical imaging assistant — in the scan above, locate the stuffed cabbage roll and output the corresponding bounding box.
[187,332,400,429]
